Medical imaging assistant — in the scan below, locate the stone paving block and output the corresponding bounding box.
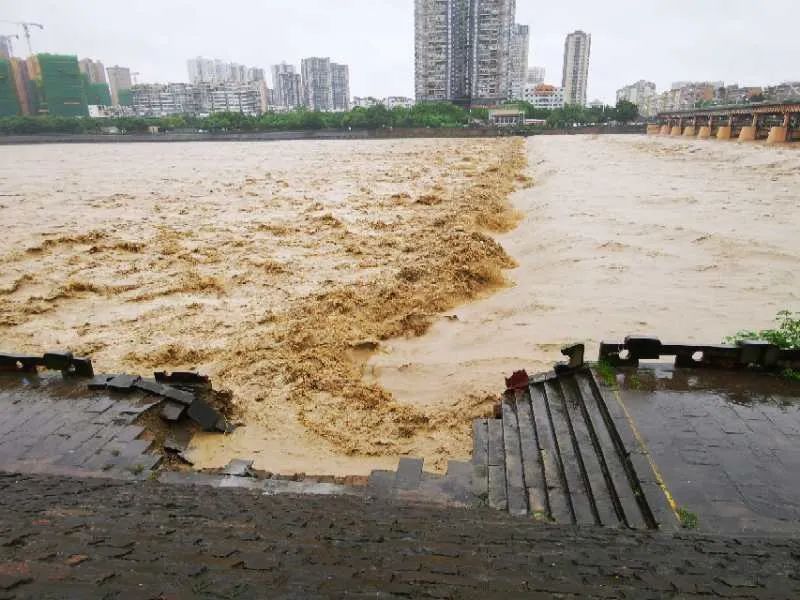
[160,400,185,422]
[161,385,195,406]
[85,398,114,414]
[488,464,507,510]
[223,459,255,477]
[186,398,222,431]
[88,374,116,390]
[106,374,141,392]
[487,419,504,467]
[395,457,423,490]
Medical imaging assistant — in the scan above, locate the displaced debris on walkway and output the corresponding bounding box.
[0,350,232,433]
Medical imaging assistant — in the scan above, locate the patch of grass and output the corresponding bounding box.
[596,360,617,388]
[725,311,800,382]
[128,464,145,476]
[627,373,642,390]
[781,368,800,382]
[677,507,699,529]
[725,310,800,350]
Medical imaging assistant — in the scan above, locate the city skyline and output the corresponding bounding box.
[4,1,798,104]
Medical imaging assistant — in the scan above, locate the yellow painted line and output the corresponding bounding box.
[611,387,681,525]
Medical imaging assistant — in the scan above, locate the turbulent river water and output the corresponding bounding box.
[1,135,798,474]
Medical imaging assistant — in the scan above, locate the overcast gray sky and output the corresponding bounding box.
[3,1,797,103]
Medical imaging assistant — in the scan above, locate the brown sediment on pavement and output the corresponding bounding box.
[0,138,526,472]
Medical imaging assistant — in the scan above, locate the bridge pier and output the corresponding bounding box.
[738,114,758,141]
[767,114,791,144]
[654,102,799,144]
[716,126,732,140]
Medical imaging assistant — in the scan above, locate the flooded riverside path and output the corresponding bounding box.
[1,135,798,474]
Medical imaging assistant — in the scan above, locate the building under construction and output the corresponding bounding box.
[28,54,89,117]
[0,59,20,116]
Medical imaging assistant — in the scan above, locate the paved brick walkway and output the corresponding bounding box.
[0,473,798,599]
[0,377,160,479]
[614,366,800,535]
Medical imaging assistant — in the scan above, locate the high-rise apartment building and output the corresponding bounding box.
[78,58,107,84]
[330,63,350,111]
[508,24,529,100]
[187,57,216,84]
[616,80,656,107]
[271,62,302,108]
[247,67,266,82]
[107,65,132,105]
[188,57,263,86]
[301,57,333,111]
[527,66,545,85]
[561,30,591,106]
[415,0,520,105]
[470,0,517,103]
[414,0,456,102]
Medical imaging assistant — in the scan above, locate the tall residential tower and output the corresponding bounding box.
[414,0,522,105]
[271,63,302,108]
[508,24,529,100]
[561,30,591,106]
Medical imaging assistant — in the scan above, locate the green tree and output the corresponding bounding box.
[614,100,639,123]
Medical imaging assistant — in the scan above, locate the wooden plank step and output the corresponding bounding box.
[530,383,573,523]
[574,371,647,529]
[501,400,528,516]
[558,376,619,527]
[543,380,596,525]
[513,389,548,516]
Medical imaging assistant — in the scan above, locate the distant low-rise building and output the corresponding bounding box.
[764,81,800,102]
[352,96,381,108]
[524,84,564,109]
[386,96,414,109]
[488,108,525,127]
[130,81,263,117]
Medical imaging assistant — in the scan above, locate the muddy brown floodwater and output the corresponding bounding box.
[0,138,526,474]
[370,135,800,421]
[1,135,798,475]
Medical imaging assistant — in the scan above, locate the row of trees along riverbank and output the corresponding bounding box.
[0,100,640,135]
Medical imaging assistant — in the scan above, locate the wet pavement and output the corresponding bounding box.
[0,374,161,479]
[0,472,798,599]
[611,365,800,534]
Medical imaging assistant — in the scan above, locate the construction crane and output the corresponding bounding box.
[131,71,140,85]
[0,21,44,56]
[0,33,18,57]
